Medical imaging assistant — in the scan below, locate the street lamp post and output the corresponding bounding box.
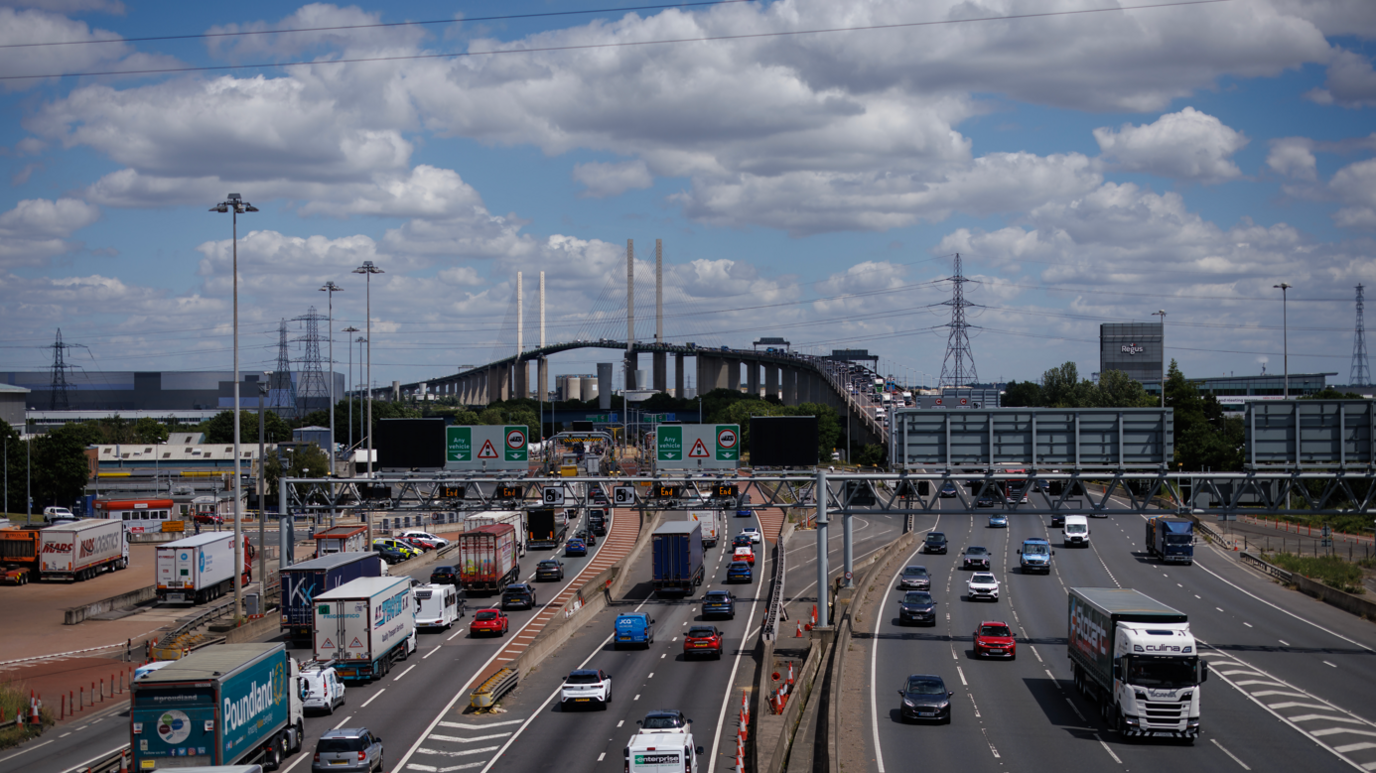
[211,192,257,621]
[355,335,368,466]
[319,281,343,531]
[1274,283,1291,398]
[1153,309,1166,408]
[257,381,268,579]
[352,261,384,478]
[342,325,359,460]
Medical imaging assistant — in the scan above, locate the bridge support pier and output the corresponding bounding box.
[625,351,639,390]
[675,353,685,398]
[747,362,760,397]
[783,368,799,405]
[653,351,667,392]
[727,360,741,393]
[765,365,779,401]
[537,357,548,403]
[486,367,498,404]
[515,359,529,400]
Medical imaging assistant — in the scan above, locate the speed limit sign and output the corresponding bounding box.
[542,486,566,506]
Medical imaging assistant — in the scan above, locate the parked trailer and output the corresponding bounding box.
[652,521,704,595]
[39,519,128,581]
[280,552,385,641]
[314,576,417,682]
[1145,517,1195,565]
[457,524,520,595]
[156,532,254,604]
[129,642,305,770]
[527,508,567,549]
[1068,587,1206,740]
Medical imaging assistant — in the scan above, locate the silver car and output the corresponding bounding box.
[312,727,383,773]
[898,565,930,591]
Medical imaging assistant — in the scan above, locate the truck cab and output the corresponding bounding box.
[1062,515,1090,547]
[1018,538,1053,573]
[614,612,655,649]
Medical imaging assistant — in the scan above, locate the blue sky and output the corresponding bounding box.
[2,0,1374,393]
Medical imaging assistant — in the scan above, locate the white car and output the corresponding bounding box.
[740,527,762,544]
[967,572,1000,601]
[301,664,346,714]
[399,530,449,548]
[560,668,612,710]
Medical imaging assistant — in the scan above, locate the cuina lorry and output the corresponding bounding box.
[129,642,304,770]
[1068,587,1206,740]
[652,521,704,594]
[280,552,385,641]
[1145,518,1195,565]
[457,523,520,594]
[314,576,417,682]
[156,532,255,604]
[39,519,128,581]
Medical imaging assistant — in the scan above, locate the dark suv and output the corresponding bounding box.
[924,532,948,554]
[501,584,537,611]
[312,727,383,773]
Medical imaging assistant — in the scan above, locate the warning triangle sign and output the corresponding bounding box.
[477,439,499,459]
[688,438,710,458]
[320,638,335,650]
[350,637,364,649]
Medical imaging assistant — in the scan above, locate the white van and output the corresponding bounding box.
[1063,515,1090,548]
[414,583,462,630]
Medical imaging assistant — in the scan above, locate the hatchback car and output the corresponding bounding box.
[733,546,756,566]
[967,572,1000,601]
[399,530,448,549]
[501,584,537,610]
[726,561,752,583]
[961,546,991,570]
[898,675,952,724]
[575,528,598,546]
[565,538,587,557]
[301,665,346,715]
[897,565,930,591]
[372,543,407,565]
[560,668,612,710]
[987,514,1008,528]
[429,565,459,585]
[897,591,937,626]
[469,608,509,637]
[535,560,565,582]
[924,532,948,554]
[683,626,724,659]
[973,621,1017,659]
[312,727,383,773]
[193,513,223,525]
[701,590,736,619]
[372,538,420,560]
[732,534,753,549]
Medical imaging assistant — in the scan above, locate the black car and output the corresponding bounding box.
[897,591,937,626]
[501,584,537,610]
[534,560,565,582]
[732,534,753,548]
[575,528,598,546]
[701,590,736,619]
[429,565,459,585]
[924,532,948,554]
[976,494,997,509]
[938,481,959,498]
[373,543,407,565]
[1050,513,1065,527]
[898,674,953,723]
[961,546,990,570]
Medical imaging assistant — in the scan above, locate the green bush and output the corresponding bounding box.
[0,680,54,749]
[1265,553,1366,595]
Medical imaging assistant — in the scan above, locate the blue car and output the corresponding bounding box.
[702,590,736,619]
[565,538,587,557]
[988,514,1008,528]
[727,561,752,584]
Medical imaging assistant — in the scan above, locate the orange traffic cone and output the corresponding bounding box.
[795,621,803,637]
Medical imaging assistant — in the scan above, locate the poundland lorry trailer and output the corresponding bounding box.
[129,642,304,770]
[39,519,128,581]
[1068,587,1206,740]
[1145,518,1195,564]
[156,532,254,604]
[313,576,417,681]
[280,552,385,641]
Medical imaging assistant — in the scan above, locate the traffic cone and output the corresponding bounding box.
[795,621,803,637]
[811,605,818,626]
[741,690,750,725]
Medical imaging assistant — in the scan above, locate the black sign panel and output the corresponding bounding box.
[750,416,819,467]
[361,484,392,500]
[494,484,523,500]
[715,483,739,498]
[438,485,465,499]
[376,418,446,470]
[654,484,683,499]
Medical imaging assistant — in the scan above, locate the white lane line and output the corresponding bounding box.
[439,719,525,729]
[1217,607,1225,612]
[447,627,466,641]
[428,733,510,744]
[1244,622,1253,627]
[1290,715,1369,726]
[424,645,443,659]
[1325,661,1339,668]
[332,714,353,730]
[872,536,931,773]
[361,689,386,708]
[1212,738,1252,770]
[957,666,967,686]
[394,664,418,681]
[1,740,54,766]
[416,744,502,756]
[598,752,606,762]
[1097,737,1122,764]
[617,720,624,728]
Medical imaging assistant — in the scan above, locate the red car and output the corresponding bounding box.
[973,621,1017,659]
[470,608,509,637]
[683,625,723,660]
[732,546,755,566]
[193,513,223,525]
[400,536,436,552]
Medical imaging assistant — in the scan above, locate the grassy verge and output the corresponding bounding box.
[0,680,55,750]
[1264,552,1367,595]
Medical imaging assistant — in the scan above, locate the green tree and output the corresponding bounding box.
[1088,370,1157,408]
[1041,362,1089,407]
[1002,380,1043,407]
[478,408,504,425]
[854,443,886,467]
[1163,359,1240,471]
[263,442,330,505]
[31,423,100,510]
[132,417,170,444]
[0,419,23,515]
[202,410,293,444]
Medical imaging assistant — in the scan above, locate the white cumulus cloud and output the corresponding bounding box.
[1094,108,1248,183]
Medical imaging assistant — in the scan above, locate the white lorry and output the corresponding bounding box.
[466,510,528,555]
[314,576,417,682]
[1068,587,1206,740]
[38,519,128,581]
[666,510,722,548]
[624,711,705,773]
[156,531,253,604]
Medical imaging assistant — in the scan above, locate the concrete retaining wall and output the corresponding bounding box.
[64,585,159,625]
[1240,551,1376,620]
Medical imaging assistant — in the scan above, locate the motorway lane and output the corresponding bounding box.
[0,513,622,773]
[408,509,773,773]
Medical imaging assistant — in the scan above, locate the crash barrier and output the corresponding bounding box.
[64,585,159,625]
[761,639,824,773]
[470,667,519,710]
[1240,551,1376,621]
[762,521,793,643]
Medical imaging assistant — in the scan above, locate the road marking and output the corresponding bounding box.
[1279,639,1290,646]
[1097,737,1122,764]
[968,692,981,718]
[0,739,53,764]
[424,645,443,659]
[598,752,606,761]
[361,689,385,708]
[429,734,510,744]
[416,745,502,757]
[394,664,418,681]
[872,532,932,773]
[956,666,967,686]
[1191,559,1374,653]
[1325,661,1338,668]
[635,694,641,701]
[439,719,525,729]
[1217,607,1225,612]
[1212,738,1251,769]
[617,720,624,727]
[1031,645,1043,663]
[648,672,654,679]
[1195,594,1201,599]
[1244,622,1253,627]
[332,714,353,729]
[448,628,465,641]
